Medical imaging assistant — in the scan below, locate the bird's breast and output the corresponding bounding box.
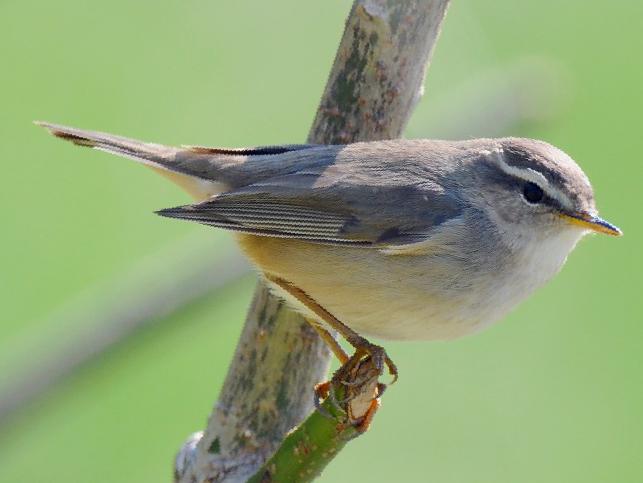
[236,228,583,341]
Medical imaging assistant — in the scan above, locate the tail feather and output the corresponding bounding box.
[35,121,182,172]
[36,121,225,200]
[36,121,328,201]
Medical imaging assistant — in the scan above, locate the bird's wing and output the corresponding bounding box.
[158,165,463,248]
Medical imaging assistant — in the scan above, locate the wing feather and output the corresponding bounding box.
[157,195,363,244]
[157,160,464,247]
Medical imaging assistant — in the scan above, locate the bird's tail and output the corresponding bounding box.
[35,121,225,200]
[35,121,183,171]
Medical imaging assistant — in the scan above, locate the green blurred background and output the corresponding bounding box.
[1,0,641,481]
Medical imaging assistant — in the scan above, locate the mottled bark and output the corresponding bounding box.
[175,1,451,481]
[309,0,450,144]
[175,287,331,482]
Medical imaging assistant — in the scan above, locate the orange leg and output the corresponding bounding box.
[265,274,398,384]
[307,319,349,364]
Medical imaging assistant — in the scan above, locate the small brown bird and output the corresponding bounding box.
[37,122,621,387]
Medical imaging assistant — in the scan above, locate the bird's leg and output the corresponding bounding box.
[265,275,398,392]
[306,318,349,364]
[308,323,349,419]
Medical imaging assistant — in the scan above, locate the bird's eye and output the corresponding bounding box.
[522,182,544,204]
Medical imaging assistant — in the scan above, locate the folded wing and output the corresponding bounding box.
[158,167,463,247]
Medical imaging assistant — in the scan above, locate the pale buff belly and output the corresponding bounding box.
[236,234,508,341]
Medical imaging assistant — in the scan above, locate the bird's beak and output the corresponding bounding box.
[558,211,622,236]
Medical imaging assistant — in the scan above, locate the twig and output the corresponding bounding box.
[175,1,451,481]
[247,359,381,483]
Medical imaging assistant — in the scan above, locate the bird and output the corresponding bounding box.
[36,121,621,391]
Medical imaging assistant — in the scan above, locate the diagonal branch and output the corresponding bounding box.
[309,0,450,144]
[174,1,451,481]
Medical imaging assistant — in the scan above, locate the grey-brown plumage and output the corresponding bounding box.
[37,122,620,340]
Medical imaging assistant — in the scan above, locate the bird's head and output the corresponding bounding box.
[465,138,621,253]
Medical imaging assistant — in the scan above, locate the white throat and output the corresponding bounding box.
[515,227,586,287]
[466,226,587,337]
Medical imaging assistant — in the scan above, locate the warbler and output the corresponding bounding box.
[37,122,621,380]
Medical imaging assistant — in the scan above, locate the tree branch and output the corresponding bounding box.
[175,1,450,481]
[309,0,450,144]
[247,355,382,483]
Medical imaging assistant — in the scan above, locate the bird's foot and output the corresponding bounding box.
[334,342,398,388]
[314,376,385,433]
[314,343,396,432]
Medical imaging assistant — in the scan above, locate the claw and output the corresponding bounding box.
[332,343,397,389]
[384,355,399,385]
[313,382,334,419]
[363,343,397,381]
[314,380,347,416]
[338,367,377,388]
[375,382,387,399]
